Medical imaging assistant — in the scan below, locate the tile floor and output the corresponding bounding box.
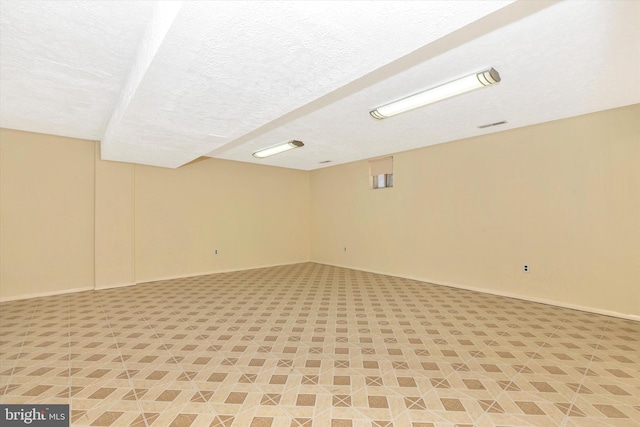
[1,262,638,427]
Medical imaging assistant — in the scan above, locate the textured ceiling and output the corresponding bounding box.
[1,0,639,170]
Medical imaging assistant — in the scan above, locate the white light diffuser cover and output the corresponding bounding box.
[252,140,304,158]
[370,68,501,119]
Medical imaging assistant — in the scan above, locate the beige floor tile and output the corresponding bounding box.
[0,263,638,426]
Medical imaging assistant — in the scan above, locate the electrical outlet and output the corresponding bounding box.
[214,249,219,255]
[523,264,529,273]
[343,247,347,252]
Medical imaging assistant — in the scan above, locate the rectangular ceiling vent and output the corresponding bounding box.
[477,120,507,129]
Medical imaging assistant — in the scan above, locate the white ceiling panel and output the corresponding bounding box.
[214,0,640,170]
[98,0,514,167]
[0,0,155,140]
[1,0,638,170]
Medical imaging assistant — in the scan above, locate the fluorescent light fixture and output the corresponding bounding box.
[252,140,304,158]
[370,68,501,120]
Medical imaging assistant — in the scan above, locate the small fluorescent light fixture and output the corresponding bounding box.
[370,68,501,120]
[252,140,304,158]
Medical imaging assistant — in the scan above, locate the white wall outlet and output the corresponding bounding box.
[523,264,529,272]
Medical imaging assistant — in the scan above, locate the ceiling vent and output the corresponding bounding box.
[477,120,507,129]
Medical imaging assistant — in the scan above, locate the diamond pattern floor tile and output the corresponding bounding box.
[1,263,638,426]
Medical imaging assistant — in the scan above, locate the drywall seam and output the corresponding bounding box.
[132,164,137,284]
[90,141,96,290]
[0,286,94,303]
[312,262,640,323]
[0,134,3,292]
[93,140,98,290]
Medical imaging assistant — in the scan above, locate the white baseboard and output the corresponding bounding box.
[0,262,307,301]
[95,281,136,290]
[132,260,309,284]
[312,261,640,323]
[0,286,94,303]
[4,261,637,323]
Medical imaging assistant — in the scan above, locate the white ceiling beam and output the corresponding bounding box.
[100,1,182,161]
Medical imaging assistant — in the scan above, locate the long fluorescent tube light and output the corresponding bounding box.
[370,68,501,120]
[252,140,304,158]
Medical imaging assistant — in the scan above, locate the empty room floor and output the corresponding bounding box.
[1,262,638,427]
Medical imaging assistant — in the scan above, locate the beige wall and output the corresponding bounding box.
[1,130,310,299]
[0,129,95,299]
[310,104,640,317]
[94,149,135,289]
[133,158,310,282]
[2,105,638,318]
